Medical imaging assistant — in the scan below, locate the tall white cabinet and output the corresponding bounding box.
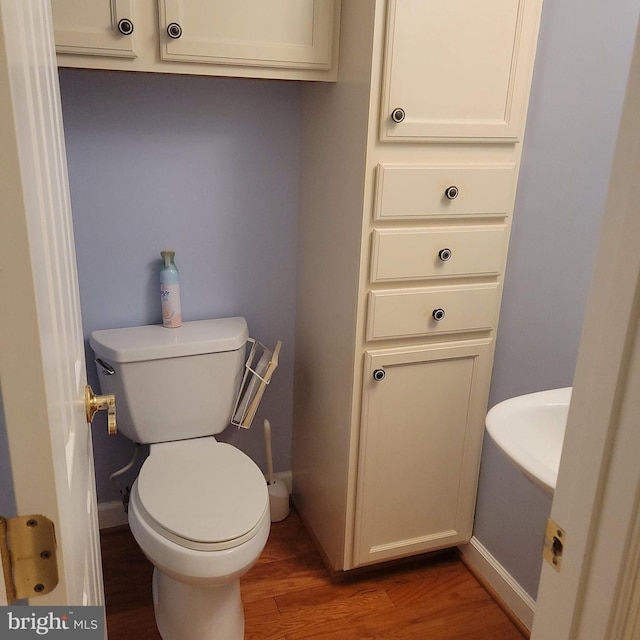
[293,0,543,570]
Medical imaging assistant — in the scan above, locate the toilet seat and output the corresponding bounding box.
[135,438,269,551]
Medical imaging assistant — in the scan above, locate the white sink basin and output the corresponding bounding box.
[485,387,572,495]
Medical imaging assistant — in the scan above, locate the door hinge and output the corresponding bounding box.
[0,515,58,604]
[543,517,566,572]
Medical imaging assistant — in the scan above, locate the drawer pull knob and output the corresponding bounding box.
[445,185,459,200]
[391,107,405,123]
[167,22,183,39]
[432,308,446,322]
[373,369,386,381]
[117,18,134,35]
[438,248,452,262]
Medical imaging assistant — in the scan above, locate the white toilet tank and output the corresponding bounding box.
[89,317,248,444]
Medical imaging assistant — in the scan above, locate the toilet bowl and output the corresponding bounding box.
[128,439,270,640]
[90,317,273,640]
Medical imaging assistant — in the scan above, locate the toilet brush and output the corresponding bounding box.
[264,419,289,522]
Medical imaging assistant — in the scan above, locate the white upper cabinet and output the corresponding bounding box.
[52,0,340,81]
[52,0,137,58]
[158,0,335,71]
[380,0,542,142]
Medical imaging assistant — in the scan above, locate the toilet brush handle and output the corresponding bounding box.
[264,419,275,485]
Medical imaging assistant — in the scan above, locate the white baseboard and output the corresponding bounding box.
[458,536,536,631]
[98,500,128,530]
[98,470,293,530]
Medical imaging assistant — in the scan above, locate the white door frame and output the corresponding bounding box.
[532,15,640,639]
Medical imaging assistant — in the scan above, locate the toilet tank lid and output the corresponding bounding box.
[89,317,248,363]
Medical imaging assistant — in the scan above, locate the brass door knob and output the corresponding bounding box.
[85,385,117,435]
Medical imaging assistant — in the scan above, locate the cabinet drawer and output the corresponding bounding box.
[375,163,515,220]
[371,226,507,283]
[367,284,499,341]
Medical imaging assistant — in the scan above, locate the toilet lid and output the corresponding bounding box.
[136,439,268,546]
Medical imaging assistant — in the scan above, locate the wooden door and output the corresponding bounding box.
[532,18,640,639]
[0,0,104,606]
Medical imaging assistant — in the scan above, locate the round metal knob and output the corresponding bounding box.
[432,308,446,322]
[117,18,134,35]
[167,22,183,39]
[373,369,386,381]
[445,185,459,200]
[391,107,406,124]
[438,248,452,262]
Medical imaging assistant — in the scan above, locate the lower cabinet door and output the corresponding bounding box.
[353,340,492,567]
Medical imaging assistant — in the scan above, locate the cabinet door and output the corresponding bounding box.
[52,0,136,58]
[354,341,492,567]
[158,0,336,70]
[380,0,542,142]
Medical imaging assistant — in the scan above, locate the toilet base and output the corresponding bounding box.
[152,568,244,640]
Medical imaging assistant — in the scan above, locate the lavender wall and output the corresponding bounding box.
[56,0,640,604]
[0,392,17,517]
[474,0,640,598]
[59,70,301,503]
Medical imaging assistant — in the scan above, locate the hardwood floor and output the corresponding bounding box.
[101,509,525,639]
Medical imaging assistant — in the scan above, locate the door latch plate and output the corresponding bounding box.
[543,517,565,572]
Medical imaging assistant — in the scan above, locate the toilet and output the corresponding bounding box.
[90,317,271,640]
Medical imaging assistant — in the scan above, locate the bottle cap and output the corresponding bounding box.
[160,250,175,268]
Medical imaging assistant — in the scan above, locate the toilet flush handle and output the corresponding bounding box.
[85,385,117,435]
[95,358,115,375]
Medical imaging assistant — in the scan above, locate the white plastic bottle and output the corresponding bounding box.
[160,250,182,328]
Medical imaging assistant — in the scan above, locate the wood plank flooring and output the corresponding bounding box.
[101,509,525,639]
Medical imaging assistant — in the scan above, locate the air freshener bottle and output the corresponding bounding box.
[160,250,182,328]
